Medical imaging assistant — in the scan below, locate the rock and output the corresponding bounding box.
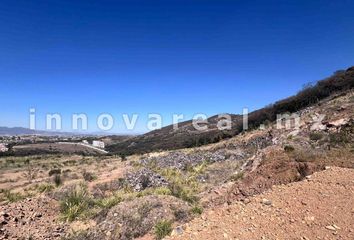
[171,226,184,236]
[325,225,337,231]
[243,198,251,204]
[333,224,341,230]
[327,118,349,128]
[126,168,168,191]
[261,198,272,206]
[310,122,327,131]
[140,150,228,170]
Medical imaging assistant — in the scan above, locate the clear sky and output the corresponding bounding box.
[1,0,353,133]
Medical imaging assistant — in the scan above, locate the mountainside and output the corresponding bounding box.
[107,66,354,155]
[0,127,82,136]
[0,127,47,136]
[107,114,243,155]
[1,83,353,240]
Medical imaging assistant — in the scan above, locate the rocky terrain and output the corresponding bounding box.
[0,79,353,239]
[168,167,354,240]
[0,196,68,239]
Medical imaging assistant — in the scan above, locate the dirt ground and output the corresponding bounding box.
[0,196,68,239]
[0,155,128,199]
[168,167,354,240]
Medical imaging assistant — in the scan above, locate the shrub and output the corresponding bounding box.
[168,182,198,204]
[53,174,62,187]
[137,187,172,198]
[0,189,25,202]
[48,168,61,176]
[60,184,94,222]
[329,132,351,146]
[309,132,324,141]
[37,183,55,193]
[120,153,127,161]
[158,168,199,203]
[154,220,172,240]
[153,187,172,196]
[173,208,189,221]
[191,205,203,215]
[82,171,97,182]
[284,145,295,152]
[95,194,123,209]
[229,171,244,182]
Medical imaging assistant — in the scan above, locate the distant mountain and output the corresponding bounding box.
[0,127,74,136]
[107,66,354,155]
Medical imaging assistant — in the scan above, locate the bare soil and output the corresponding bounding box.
[168,167,354,240]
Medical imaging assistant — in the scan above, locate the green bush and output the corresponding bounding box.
[309,132,324,141]
[191,205,203,215]
[168,182,198,204]
[137,187,172,198]
[37,183,55,193]
[60,184,94,222]
[1,190,25,203]
[284,145,295,152]
[95,194,123,209]
[158,168,200,204]
[48,168,61,176]
[154,220,172,240]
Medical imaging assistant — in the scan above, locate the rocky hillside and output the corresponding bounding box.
[0,78,353,240]
[107,66,354,155]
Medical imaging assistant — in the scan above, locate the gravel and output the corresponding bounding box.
[140,150,229,170]
[126,168,168,191]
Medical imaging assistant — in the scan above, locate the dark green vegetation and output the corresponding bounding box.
[107,67,354,155]
[154,220,173,240]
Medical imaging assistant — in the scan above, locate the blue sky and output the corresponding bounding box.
[1,0,353,133]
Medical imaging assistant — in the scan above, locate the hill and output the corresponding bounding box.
[0,83,353,239]
[107,66,354,155]
[0,127,74,136]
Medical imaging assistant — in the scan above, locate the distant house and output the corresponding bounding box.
[92,140,105,149]
[82,140,89,145]
[0,143,8,152]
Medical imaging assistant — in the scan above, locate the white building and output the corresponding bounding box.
[0,143,8,152]
[82,140,89,145]
[92,140,105,149]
